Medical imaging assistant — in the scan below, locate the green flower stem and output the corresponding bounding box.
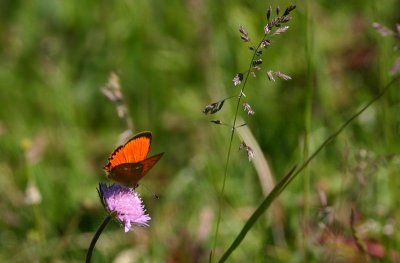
[86,215,112,263]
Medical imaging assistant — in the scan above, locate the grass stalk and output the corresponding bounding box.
[303,0,314,260]
[211,36,267,261]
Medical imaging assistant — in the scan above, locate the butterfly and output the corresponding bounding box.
[104,131,164,187]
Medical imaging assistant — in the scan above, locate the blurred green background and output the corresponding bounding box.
[1,0,399,262]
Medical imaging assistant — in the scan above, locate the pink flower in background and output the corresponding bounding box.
[98,183,150,232]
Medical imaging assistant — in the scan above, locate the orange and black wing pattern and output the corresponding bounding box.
[104,132,152,172]
[104,131,163,187]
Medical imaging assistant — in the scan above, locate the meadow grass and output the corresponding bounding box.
[0,0,399,262]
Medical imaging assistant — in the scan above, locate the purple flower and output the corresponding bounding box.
[98,183,151,232]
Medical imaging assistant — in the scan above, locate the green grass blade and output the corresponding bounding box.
[219,165,297,263]
[218,75,400,262]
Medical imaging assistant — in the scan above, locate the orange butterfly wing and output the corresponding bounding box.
[104,132,152,172]
[104,132,163,187]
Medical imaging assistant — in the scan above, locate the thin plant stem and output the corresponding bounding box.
[86,215,112,263]
[303,0,313,260]
[211,35,266,261]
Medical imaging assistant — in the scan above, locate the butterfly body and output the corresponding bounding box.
[104,132,163,187]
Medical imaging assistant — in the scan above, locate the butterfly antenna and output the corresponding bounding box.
[138,184,160,199]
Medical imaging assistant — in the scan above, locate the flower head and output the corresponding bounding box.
[98,183,150,232]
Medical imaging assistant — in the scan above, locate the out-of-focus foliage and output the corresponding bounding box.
[0,0,399,262]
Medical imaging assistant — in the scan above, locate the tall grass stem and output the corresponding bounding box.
[211,36,266,261]
[303,0,314,260]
